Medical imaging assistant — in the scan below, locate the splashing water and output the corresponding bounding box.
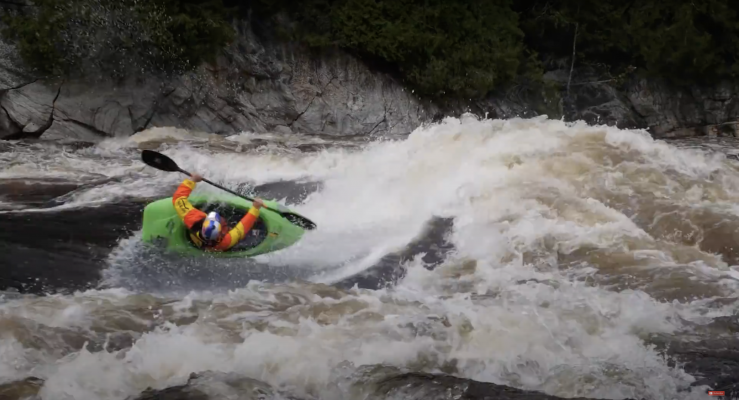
[1,116,739,400]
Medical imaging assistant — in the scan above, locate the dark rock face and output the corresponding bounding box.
[623,79,739,138]
[0,19,434,142]
[543,68,739,138]
[0,30,32,92]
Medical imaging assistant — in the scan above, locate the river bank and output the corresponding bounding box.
[4,15,739,145]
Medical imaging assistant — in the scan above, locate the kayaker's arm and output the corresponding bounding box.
[209,205,262,251]
[172,178,206,230]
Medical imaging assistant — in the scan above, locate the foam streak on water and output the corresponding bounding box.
[1,116,739,400]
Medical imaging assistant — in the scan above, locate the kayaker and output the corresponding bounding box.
[172,173,265,251]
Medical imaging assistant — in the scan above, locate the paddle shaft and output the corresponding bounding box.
[177,167,258,204]
[177,167,316,230]
[140,149,316,230]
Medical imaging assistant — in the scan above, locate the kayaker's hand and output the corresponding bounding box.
[190,173,203,182]
[253,198,264,209]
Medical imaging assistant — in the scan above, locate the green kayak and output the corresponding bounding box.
[140,194,306,257]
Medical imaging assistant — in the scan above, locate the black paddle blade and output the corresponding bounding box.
[283,213,317,230]
[141,150,181,172]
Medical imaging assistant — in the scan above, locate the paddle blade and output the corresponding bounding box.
[141,150,180,172]
[283,213,317,230]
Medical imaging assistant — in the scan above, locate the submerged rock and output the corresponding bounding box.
[370,372,603,400]
[0,377,43,400]
[132,371,311,400]
[345,364,736,400]
[649,330,739,396]
[130,366,719,400]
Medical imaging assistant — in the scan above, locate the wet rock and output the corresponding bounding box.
[0,81,57,140]
[0,102,22,138]
[0,179,83,208]
[648,332,739,397]
[128,368,669,400]
[345,365,655,400]
[132,371,311,400]
[370,372,582,400]
[0,377,43,400]
[0,315,141,358]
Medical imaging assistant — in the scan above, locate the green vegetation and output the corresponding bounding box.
[1,0,234,77]
[513,0,739,87]
[3,0,739,97]
[284,0,530,99]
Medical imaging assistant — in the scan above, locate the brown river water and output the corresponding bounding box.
[0,118,738,400]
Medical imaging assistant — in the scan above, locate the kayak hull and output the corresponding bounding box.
[140,194,306,257]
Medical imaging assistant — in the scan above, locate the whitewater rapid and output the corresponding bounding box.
[1,116,738,400]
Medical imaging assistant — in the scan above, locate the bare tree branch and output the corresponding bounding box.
[566,22,578,96]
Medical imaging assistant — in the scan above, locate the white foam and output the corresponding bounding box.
[3,116,739,400]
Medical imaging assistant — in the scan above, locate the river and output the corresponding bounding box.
[1,116,738,400]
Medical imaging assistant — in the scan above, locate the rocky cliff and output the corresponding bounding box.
[2,17,739,142]
[463,67,739,140]
[554,68,739,138]
[0,19,436,142]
